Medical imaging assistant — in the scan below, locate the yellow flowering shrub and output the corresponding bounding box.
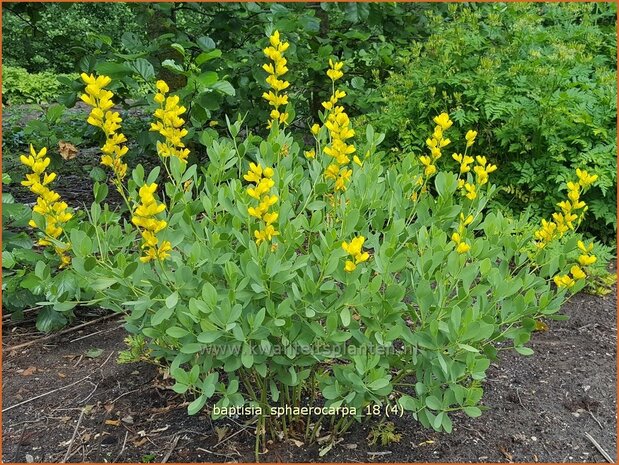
[21,30,607,458]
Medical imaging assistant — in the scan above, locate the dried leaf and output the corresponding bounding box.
[21,366,37,376]
[58,141,78,160]
[215,426,229,442]
[534,320,548,332]
[105,419,121,427]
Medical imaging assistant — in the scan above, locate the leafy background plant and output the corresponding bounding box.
[356,2,617,243]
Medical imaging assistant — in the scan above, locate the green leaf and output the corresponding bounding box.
[425,395,442,411]
[152,306,174,326]
[166,326,189,338]
[90,277,117,291]
[351,76,365,89]
[197,331,221,343]
[196,50,222,66]
[36,308,67,333]
[180,343,203,354]
[463,406,482,418]
[211,80,235,96]
[340,308,351,327]
[161,59,184,74]
[197,36,216,50]
[130,58,155,81]
[85,348,104,358]
[188,395,206,415]
[166,291,179,309]
[515,346,534,356]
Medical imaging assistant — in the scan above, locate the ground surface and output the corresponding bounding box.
[2,288,616,463]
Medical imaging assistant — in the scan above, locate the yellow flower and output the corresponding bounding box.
[456,242,471,254]
[460,213,474,226]
[464,183,477,200]
[465,130,477,147]
[245,162,279,245]
[578,254,597,266]
[570,265,586,280]
[151,81,190,163]
[304,149,316,159]
[344,260,357,272]
[311,123,321,135]
[342,236,365,256]
[576,168,598,188]
[433,113,453,130]
[327,59,344,81]
[577,240,594,254]
[342,236,370,272]
[554,274,575,288]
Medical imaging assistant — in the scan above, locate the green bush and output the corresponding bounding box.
[2,66,79,105]
[360,2,617,243]
[16,30,606,457]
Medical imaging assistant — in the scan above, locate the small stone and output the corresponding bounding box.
[26,455,34,463]
[531,436,537,442]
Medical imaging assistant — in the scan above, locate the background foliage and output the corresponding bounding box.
[357,2,617,242]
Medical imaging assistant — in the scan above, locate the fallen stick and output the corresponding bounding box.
[2,352,114,413]
[113,431,129,463]
[2,307,42,321]
[61,408,85,463]
[161,434,180,463]
[585,432,614,463]
[70,324,124,343]
[5,313,121,352]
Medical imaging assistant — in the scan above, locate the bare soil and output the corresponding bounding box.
[2,287,616,463]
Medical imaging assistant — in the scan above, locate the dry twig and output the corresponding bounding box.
[584,432,614,463]
[61,408,85,463]
[6,314,120,352]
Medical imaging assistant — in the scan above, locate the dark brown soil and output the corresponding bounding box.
[2,287,616,463]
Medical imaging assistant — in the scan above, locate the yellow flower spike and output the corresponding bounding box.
[342,236,369,272]
[81,74,129,183]
[262,30,291,128]
[151,83,190,163]
[19,145,73,266]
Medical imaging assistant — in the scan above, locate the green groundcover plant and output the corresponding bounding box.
[13,31,606,459]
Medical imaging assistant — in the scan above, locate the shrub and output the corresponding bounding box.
[2,66,79,105]
[18,31,605,458]
[359,2,617,243]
